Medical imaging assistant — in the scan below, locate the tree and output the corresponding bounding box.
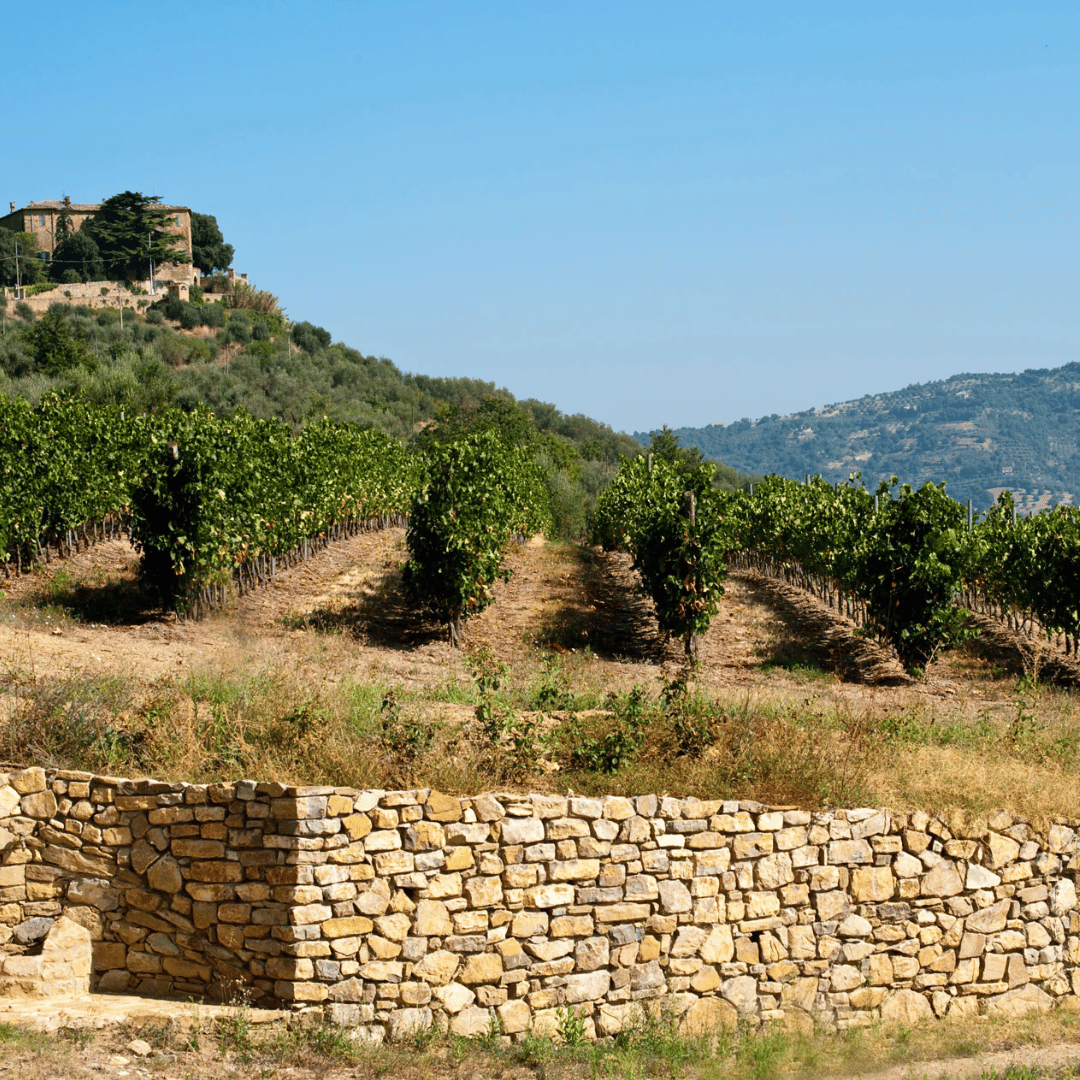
[0,230,45,289]
[49,230,105,283]
[83,191,188,283]
[291,321,331,351]
[19,306,96,375]
[56,195,74,244]
[190,212,234,276]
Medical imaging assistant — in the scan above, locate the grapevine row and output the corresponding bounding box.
[595,459,1080,675]
[402,430,550,646]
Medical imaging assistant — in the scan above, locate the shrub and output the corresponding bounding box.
[291,320,331,352]
[200,302,226,328]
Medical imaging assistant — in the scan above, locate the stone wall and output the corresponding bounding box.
[2,767,1079,1040]
[2,279,180,316]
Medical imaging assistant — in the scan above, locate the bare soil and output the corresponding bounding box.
[2,528,1073,720]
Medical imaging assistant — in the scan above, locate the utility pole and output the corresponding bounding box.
[148,232,155,295]
[14,238,20,300]
[117,287,123,330]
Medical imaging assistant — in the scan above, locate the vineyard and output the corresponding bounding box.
[2,394,1080,678]
[594,459,1080,675]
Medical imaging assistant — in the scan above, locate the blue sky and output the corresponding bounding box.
[12,2,1079,434]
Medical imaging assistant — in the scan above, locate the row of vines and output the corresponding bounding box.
[594,460,1080,675]
[5,392,1078,659]
[0,395,549,633]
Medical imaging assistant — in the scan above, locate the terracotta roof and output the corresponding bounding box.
[6,200,190,213]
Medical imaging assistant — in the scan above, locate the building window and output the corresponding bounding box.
[175,214,182,227]
[38,215,45,227]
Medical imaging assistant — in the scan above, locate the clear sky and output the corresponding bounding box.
[11,2,1078,434]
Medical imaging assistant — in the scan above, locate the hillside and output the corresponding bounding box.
[643,363,1080,513]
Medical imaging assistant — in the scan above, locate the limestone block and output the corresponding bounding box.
[965,863,1001,890]
[658,879,692,914]
[986,832,1021,869]
[447,1006,489,1037]
[756,852,794,889]
[880,988,934,1026]
[921,861,964,898]
[701,925,735,964]
[602,796,636,821]
[1007,954,1029,988]
[413,950,459,985]
[721,974,759,1013]
[827,839,873,864]
[625,875,659,900]
[435,982,475,1013]
[549,859,601,882]
[498,998,531,1033]
[733,833,773,860]
[512,911,549,937]
[404,821,445,852]
[1050,879,1078,916]
[851,866,895,902]
[682,995,738,1033]
[551,914,593,937]
[867,954,893,985]
[630,962,664,992]
[290,903,333,926]
[526,939,574,962]
[146,856,183,894]
[966,899,1010,934]
[460,953,503,985]
[0,786,20,817]
[830,965,862,991]
[575,936,610,972]
[426,792,463,822]
[959,932,986,958]
[525,884,575,908]
[20,790,57,819]
[670,927,707,958]
[746,892,781,919]
[985,984,1052,1017]
[815,891,850,921]
[565,969,611,1003]
[389,1006,433,1039]
[10,768,45,795]
[500,817,545,845]
[463,876,503,908]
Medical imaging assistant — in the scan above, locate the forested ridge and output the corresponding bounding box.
[645,363,1080,513]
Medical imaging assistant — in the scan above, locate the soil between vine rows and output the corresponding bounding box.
[0,527,1065,724]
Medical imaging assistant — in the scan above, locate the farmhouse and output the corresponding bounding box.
[0,198,196,285]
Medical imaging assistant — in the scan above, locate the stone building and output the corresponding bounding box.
[0,198,195,284]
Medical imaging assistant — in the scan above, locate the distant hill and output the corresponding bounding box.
[639,363,1080,513]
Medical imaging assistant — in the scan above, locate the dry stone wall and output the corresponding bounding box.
[2,767,1080,1040]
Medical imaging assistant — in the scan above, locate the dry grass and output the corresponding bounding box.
[3,1002,1080,1080]
[2,646,1078,825]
